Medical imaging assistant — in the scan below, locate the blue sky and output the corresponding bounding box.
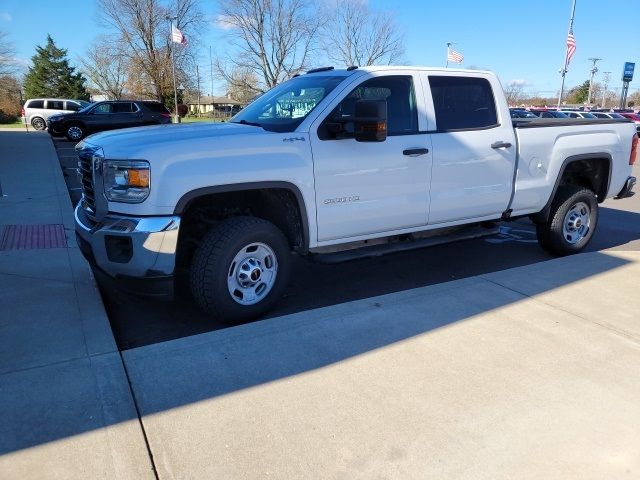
[1,0,638,98]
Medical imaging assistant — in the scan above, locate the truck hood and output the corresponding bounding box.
[80,122,264,158]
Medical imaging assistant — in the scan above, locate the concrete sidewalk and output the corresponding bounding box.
[2,129,640,479]
[124,250,640,480]
[0,131,154,479]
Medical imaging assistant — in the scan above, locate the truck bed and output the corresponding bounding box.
[512,117,633,129]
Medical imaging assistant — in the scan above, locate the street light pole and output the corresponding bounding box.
[586,57,601,106]
[166,15,180,123]
[601,71,611,108]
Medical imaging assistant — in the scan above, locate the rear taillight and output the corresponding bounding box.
[631,134,638,166]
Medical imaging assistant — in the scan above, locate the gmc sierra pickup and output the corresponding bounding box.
[74,66,638,322]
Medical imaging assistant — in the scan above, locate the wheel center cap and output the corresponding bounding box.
[250,268,261,282]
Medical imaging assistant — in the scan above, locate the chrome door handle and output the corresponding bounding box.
[491,141,512,149]
[403,148,429,156]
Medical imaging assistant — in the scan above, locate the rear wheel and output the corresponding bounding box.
[31,117,46,130]
[65,123,85,141]
[190,216,291,323]
[536,185,598,256]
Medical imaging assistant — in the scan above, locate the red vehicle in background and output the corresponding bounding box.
[617,112,640,133]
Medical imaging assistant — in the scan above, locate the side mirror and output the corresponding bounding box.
[354,99,387,142]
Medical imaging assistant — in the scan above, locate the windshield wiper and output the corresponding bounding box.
[231,119,262,128]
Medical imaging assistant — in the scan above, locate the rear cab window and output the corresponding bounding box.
[428,76,498,131]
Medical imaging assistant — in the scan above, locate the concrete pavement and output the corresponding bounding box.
[1,129,640,479]
[0,131,154,479]
[123,250,640,480]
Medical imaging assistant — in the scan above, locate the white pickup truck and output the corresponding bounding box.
[75,66,638,322]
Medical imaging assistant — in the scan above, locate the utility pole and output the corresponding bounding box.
[209,46,215,112]
[557,0,577,108]
[601,71,611,108]
[196,64,201,118]
[586,57,601,106]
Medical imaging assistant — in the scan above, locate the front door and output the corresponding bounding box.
[310,73,431,242]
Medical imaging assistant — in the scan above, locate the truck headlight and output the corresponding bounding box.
[103,160,150,203]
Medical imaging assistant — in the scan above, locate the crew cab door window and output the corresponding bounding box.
[424,74,515,224]
[429,76,498,131]
[327,76,418,136]
[310,73,431,242]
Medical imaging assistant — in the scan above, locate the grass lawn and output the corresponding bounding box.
[0,120,26,129]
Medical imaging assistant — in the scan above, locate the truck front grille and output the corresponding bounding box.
[77,150,96,220]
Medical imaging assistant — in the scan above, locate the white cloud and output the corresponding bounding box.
[213,14,235,30]
[0,12,11,22]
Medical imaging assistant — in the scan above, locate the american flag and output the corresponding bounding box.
[565,29,576,65]
[171,24,187,46]
[447,48,464,64]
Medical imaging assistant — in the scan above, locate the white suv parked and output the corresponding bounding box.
[22,98,91,130]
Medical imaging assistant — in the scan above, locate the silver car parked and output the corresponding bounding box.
[22,98,91,130]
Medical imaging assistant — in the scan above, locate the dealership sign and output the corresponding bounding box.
[622,62,635,82]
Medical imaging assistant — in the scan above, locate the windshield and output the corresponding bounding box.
[230,75,345,133]
[78,103,94,113]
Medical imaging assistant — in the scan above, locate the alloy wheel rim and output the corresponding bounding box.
[562,201,591,244]
[32,118,45,130]
[227,242,278,305]
[68,126,82,140]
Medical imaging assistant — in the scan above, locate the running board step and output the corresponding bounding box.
[311,225,500,264]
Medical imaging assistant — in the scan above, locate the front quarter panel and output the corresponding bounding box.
[105,132,318,246]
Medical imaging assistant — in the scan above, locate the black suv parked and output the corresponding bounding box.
[47,100,172,141]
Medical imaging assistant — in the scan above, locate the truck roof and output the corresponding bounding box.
[305,66,494,76]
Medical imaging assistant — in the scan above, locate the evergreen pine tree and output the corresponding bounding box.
[23,35,89,100]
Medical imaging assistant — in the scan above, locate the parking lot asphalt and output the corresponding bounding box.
[51,138,640,350]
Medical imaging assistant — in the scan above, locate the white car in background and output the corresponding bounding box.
[21,98,91,130]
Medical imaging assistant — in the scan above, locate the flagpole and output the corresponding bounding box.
[557,0,577,108]
[446,43,450,68]
[166,15,180,123]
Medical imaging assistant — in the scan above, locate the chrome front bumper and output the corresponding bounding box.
[74,204,181,281]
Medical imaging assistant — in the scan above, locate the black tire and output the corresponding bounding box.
[31,117,46,130]
[65,123,85,141]
[536,185,598,256]
[190,216,291,323]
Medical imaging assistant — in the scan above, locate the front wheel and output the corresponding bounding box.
[65,123,85,141]
[190,216,291,323]
[536,186,598,256]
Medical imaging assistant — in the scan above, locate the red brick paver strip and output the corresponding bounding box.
[0,224,67,250]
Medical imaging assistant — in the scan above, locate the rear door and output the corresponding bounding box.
[422,74,516,224]
[113,102,144,128]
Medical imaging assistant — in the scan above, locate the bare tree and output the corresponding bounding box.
[225,67,260,103]
[97,0,203,102]
[504,80,527,106]
[0,31,17,75]
[320,0,404,67]
[80,37,128,99]
[215,0,321,93]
